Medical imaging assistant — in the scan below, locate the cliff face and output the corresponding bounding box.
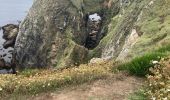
[15,0,170,69]
[91,0,170,61]
[14,0,119,68]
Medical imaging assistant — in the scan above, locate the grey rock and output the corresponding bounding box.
[15,0,118,69]
[1,24,19,49]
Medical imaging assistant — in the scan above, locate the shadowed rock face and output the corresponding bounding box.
[0,24,18,74]
[14,0,120,69]
[85,13,102,49]
[0,55,15,74]
[0,57,5,68]
[1,24,19,49]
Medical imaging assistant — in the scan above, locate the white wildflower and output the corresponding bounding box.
[152,61,159,64]
[0,87,2,91]
[48,83,51,86]
[163,97,168,100]
[151,97,156,100]
[167,89,170,92]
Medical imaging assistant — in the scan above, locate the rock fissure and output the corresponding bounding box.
[13,0,120,69]
[85,13,103,49]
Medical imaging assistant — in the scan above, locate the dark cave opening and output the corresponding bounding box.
[84,13,103,50]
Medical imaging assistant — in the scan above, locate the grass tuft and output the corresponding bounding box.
[119,53,164,76]
[117,45,170,77]
[129,89,147,100]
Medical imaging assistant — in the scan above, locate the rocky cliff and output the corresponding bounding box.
[14,0,170,69]
[14,0,119,69]
[91,0,170,61]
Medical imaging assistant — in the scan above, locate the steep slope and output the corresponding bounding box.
[14,0,170,68]
[15,0,87,68]
[14,0,119,69]
[91,0,170,61]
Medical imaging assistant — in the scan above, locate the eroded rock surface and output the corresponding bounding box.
[16,0,167,69]
[15,0,119,69]
[1,24,19,49]
[0,24,18,74]
[87,0,170,62]
[0,57,5,68]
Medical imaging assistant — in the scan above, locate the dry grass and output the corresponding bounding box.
[0,60,115,99]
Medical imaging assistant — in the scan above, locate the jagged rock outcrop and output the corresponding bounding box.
[0,54,16,74]
[15,0,120,69]
[1,24,19,49]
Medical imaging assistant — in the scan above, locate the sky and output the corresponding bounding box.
[0,0,33,26]
[0,0,33,62]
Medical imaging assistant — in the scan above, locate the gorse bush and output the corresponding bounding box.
[146,57,170,99]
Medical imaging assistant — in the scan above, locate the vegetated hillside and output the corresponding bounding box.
[14,0,170,69]
[14,0,119,69]
[0,0,170,100]
[92,0,170,60]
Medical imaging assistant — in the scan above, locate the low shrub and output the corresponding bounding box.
[118,44,170,77]
[146,57,170,99]
[119,52,165,76]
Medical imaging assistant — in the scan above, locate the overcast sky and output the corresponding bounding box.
[0,0,33,26]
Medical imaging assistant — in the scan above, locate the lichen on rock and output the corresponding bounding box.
[14,0,169,69]
[14,0,118,69]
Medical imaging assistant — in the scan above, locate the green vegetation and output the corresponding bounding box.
[0,45,170,99]
[1,44,170,99]
[0,0,170,99]
[130,0,170,57]
[156,44,170,53]
[118,52,164,76]
[117,44,170,77]
[18,69,40,77]
[129,89,147,100]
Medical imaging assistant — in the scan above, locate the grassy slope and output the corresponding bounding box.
[129,0,170,57]
[90,0,170,60]
[0,0,170,99]
[0,60,115,99]
[1,44,170,99]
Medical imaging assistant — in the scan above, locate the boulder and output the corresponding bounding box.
[89,58,106,64]
[0,56,16,74]
[1,24,19,49]
[14,0,88,69]
[14,0,119,69]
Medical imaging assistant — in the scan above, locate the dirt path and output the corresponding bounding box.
[30,72,144,100]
